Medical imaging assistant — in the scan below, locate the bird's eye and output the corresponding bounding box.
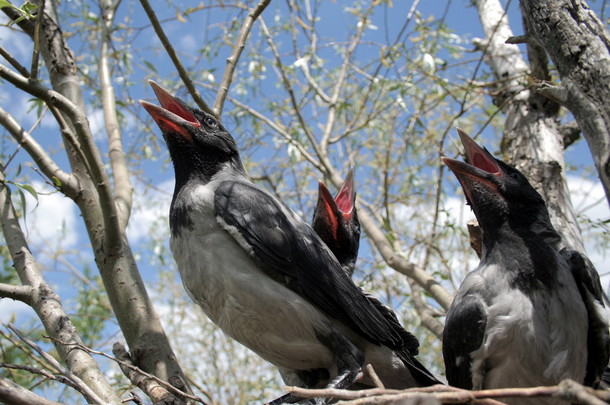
[204,116,218,128]
[509,172,521,181]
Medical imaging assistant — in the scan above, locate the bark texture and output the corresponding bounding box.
[520,0,610,206]
[473,0,585,251]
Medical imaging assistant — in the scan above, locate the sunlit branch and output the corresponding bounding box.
[258,17,329,172]
[214,0,271,118]
[99,0,133,229]
[287,379,610,405]
[0,283,32,303]
[30,0,45,80]
[7,324,106,405]
[0,376,66,405]
[0,62,122,253]
[138,0,213,116]
[0,106,77,196]
[0,173,121,405]
[202,82,324,172]
[320,3,375,154]
[0,45,30,77]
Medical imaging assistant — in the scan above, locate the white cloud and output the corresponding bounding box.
[87,108,106,141]
[126,179,174,243]
[179,34,197,54]
[0,298,37,323]
[21,181,78,249]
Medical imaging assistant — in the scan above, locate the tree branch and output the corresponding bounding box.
[0,62,122,253]
[0,105,77,196]
[258,17,330,172]
[287,379,609,404]
[99,0,133,229]
[0,45,30,77]
[0,171,121,405]
[320,3,375,154]
[0,283,32,303]
[213,0,271,117]
[138,0,213,115]
[7,324,106,405]
[0,376,66,405]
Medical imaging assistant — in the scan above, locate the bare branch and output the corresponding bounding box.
[213,0,271,117]
[112,343,201,405]
[138,0,213,115]
[99,0,133,229]
[0,283,32,303]
[258,17,330,172]
[7,324,106,405]
[320,4,375,154]
[287,379,609,404]
[0,172,121,405]
[0,376,65,405]
[29,0,45,80]
[0,362,79,391]
[212,85,324,172]
[0,46,30,77]
[0,106,77,196]
[0,62,122,253]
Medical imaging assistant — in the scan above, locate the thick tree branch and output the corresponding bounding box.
[3,3,194,397]
[99,0,133,229]
[0,283,32,303]
[0,376,65,405]
[0,63,122,252]
[138,0,213,115]
[213,0,271,117]
[7,324,105,405]
[473,0,585,252]
[521,0,610,206]
[0,171,121,404]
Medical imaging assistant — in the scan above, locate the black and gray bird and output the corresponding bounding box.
[140,81,439,403]
[441,129,609,401]
[312,169,360,277]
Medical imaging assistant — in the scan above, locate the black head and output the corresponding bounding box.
[140,81,244,188]
[312,168,361,276]
[442,129,554,237]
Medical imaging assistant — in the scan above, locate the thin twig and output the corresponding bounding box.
[213,0,271,117]
[30,0,45,80]
[46,338,206,404]
[7,324,106,405]
[0,45,30,77]
[138,0,213,115]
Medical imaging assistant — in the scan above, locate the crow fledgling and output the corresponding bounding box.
[312,169,360,277]
[441,129,608,403]
[140,81,440,404]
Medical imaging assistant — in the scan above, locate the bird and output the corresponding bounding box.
[441,128,609,402]
[311,169,360,277]
[140,81,440,404]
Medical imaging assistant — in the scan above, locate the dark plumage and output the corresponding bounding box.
[140,81,439,404]
[441,129,608,402]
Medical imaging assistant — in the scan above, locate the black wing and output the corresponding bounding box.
[214,180,419,354]
[443,294,487,389]
[561,248,610,388]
